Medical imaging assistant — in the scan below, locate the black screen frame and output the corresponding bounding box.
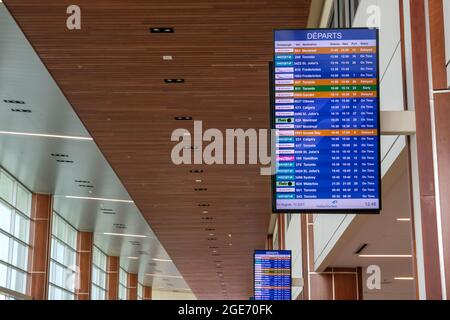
[270,27,382,215]
[253,249,292,301]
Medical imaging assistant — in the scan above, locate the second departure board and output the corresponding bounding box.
[254,250,292,301]
[272,28,381,214]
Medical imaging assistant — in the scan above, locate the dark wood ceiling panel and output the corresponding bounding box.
[4,0,311,299]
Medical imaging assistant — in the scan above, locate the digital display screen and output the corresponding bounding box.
[272,28,381,213]
[254,250,291,301]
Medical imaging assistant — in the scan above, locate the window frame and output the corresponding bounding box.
[48,211,78,300]
[0,167,32,297]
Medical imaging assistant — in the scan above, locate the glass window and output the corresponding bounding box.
[118,267,127,300]
[91,246,107,300]
[328,0,361,28]
[0,168,32,297]
[0,172,14,204]
[48,211,77,300]
[137,282,143,300]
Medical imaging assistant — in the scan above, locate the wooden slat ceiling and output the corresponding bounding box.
[4,0,311,299]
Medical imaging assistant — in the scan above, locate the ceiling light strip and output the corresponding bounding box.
[103,232,147,238]
[0,130,93,141]
[152,258,172,262]
[145,273,182,279]
[63,195,134,203]
[359,254,413,258]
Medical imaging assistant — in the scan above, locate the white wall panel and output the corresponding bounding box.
[312,0,406,270]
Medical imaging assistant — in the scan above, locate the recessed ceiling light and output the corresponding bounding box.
[397,218,411,222]
[150,27,174,33]
[228,234,232,238]
[359,255,413,258]
[394,277,414,281]
[63,195,134,203]
[166,79,184,84]
[0,130,93,141]
[103,232,147,238]
[10,108,32,113]
[175,116,192,121]
[163,56,173,60]
[354,243,368,255]
[3,99,25,104]
[195,180,203,183]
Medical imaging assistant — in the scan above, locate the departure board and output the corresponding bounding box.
[254,250,291,301]
[272,28,381,214]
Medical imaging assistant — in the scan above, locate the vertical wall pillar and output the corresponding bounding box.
[127,273,138,300]
[300,215,309,300]
[277,215,286,250]
[402,0,446,300]
[75,232,93,300]
[266,235,273,250]
[106,256,119,300]
[28,194,52,300]
[142,286,152,300]
[427,0,450,299]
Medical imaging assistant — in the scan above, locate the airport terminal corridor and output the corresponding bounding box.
[0,0,449,305]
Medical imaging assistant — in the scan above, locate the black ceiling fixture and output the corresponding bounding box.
[100,208,115,215]
[190,169,204,173]
[10,108,32,113]
[3,99,25,104]
[354,243,368,254]
[56,160,74,164]
[150,27,174,33]
[175,116,192,121]
[75,179,90,184]
[165,79,184,84]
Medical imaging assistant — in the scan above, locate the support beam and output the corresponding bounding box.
[75,232,93,300]
[142,286,152,300]
[28,194,52,300]
[127,273,138,300]
[106,256,119,300]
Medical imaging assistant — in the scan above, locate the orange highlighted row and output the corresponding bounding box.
[294,129,378,137]
[293,47,377,54]
[294,91,377,98]
[293,78,376,86]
